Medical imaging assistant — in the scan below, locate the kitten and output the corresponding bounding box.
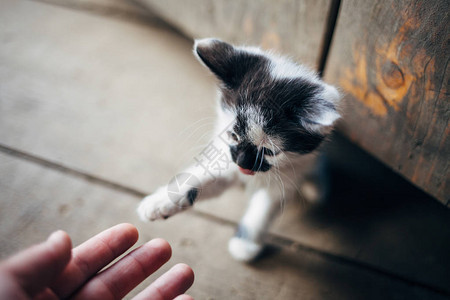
[138,38,341,262]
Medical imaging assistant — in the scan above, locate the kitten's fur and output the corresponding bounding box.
[138,38,341,261]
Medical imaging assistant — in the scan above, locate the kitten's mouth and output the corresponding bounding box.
[238,166,255,176]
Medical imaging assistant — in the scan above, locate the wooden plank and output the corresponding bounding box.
[324,0,449,204]
[0,0,218,193]
[0,152,447,300]
[137,0,333,69]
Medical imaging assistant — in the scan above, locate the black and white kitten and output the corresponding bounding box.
[138,38,341,261]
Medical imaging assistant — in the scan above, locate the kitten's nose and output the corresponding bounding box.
[236,151,256,171]
[230,143,271,173]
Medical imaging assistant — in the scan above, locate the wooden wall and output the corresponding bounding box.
[325,0,449,205]
[137,0,449,205]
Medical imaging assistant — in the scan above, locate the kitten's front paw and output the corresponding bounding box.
[228,237,264,262]
[137,187,179,222]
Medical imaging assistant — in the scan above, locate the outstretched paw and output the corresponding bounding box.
[137,187,178,222]
[137,185,199,222]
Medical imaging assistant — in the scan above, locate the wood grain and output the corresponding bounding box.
[325,0,449,204]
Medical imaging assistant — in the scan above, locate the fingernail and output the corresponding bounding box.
[47,230,64,243]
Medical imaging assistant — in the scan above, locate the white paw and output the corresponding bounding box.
[228,237,263,262]
[137,187,180,222]
[301,180,324,204]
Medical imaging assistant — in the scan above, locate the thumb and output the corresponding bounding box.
[0,230,72,297]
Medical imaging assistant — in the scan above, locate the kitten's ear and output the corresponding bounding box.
[302,84,342,130]
[194,38,237,87]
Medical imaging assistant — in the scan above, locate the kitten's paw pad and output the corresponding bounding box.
[228,237,263,262]
[137,189,178,222]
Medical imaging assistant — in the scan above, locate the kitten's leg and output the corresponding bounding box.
[137,161,237,222]
[301,153,330,204]
[228,189,279,262]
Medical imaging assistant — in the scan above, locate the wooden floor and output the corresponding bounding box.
[1,1,449,299]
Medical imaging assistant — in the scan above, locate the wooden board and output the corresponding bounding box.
[137,0,333,69]
[1,152,448,300]
[0,0,218,193]
[324,0,449,204]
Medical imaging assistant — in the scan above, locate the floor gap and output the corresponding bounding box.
[317,0,341,77]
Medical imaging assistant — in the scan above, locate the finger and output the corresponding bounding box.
[133,263,194,300]
[51,223,138,298]
[0,231,71,297]
[71,238,172,300]
[173,295,194,300]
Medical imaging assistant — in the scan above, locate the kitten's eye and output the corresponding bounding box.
[228,131,239,142]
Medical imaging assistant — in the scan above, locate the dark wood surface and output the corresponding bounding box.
[325,0,449,204]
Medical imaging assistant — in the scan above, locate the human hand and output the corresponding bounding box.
[0,223,194,300]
